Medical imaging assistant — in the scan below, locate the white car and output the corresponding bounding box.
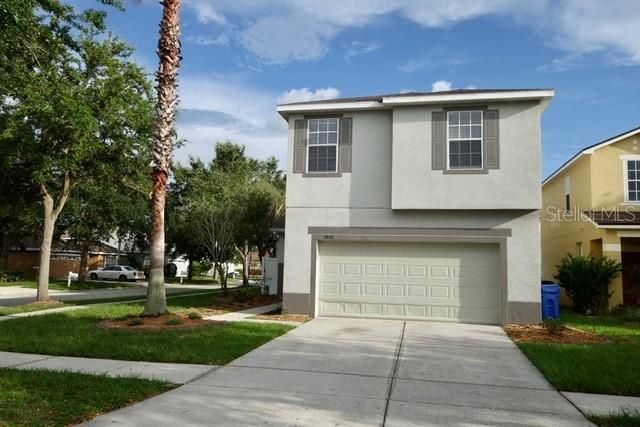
[88,265,146,282]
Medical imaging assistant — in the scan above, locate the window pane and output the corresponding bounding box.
[449,126,459,138]
[309,120,318,132]
[319,133,328,144]
[309,133,318,144]
[308,146,336,172]
[460,126,470,138]
[319,121,327,132]
[631,191,638,201]
[470,140,482,153]
[327,132,337,144]
[460,111,470,125]
[471,154,482,167]
[459,154,471,167]
[449,153,459,168]
[450,141,459,154]
[327,119,337,131]
[460,142,471,154]
[471,125,481,138]
[470,110,481,124]
[630,182,637,191]
[449,112,459,125]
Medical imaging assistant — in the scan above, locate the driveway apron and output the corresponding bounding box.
[86,318,592,426]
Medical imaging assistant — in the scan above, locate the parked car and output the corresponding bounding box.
[88,265,145,281]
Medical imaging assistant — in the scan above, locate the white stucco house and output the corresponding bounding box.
[276,88,554,325]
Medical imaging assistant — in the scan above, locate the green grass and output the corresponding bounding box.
[561,309,640,340]
[588,409,640,427]
[515,308,640,396]
[0,293,292,365]
[0,279,134,291]
[0,367,172,426]
[0,289,220,317]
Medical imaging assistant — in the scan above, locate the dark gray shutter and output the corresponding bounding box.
[339,117,352,173]
[432,111,446,170]
[293,119,307,173]
[484,109,499,169]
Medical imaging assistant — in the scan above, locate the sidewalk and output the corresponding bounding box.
[563,391,640,416]
[203,303,303,326]
[0,351,216,384]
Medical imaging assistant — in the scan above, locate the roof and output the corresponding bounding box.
[543,125,640,186]
[583,210,640,226]
[278,88,552,106]
[277,88,555,118]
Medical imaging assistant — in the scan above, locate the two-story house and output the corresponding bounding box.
[276,88,554,325]
[542,126,640,307]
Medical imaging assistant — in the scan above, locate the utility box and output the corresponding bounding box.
[262,257,279,296]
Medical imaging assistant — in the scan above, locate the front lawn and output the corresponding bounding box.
[514,309,640,396]
[0,368,172,426]
[0,279,134,291]
[589,410,640,427]
[0,292,292,365]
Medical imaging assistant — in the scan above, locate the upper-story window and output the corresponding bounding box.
[307,118,338,173]
[447,110,483,169]
[626,160,640,201]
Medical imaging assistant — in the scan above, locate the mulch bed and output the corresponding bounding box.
[504,324,614,344]
[252,309,310,322]
[100,313,223,330]
[183,294,281,317]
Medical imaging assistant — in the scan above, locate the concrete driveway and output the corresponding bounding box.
[87,318,592,426]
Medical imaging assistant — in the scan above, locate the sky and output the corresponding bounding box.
[82,0,640,178]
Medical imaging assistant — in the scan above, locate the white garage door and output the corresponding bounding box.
[317,241,500,324]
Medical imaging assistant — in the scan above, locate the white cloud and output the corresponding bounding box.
[186,33,230,46]
[182,0,640,67]
[174,74,287,166]
[277,87,340,104]
[344,40,383,60]
[431,80,452,92]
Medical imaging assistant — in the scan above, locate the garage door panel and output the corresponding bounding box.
[318,241,500,324]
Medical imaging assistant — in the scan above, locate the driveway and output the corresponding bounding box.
[86,318,592,426]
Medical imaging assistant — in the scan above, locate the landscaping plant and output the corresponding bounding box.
[555,254,622,315]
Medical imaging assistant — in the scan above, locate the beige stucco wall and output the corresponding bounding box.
[541,133,640,307]
[391,101,542,210]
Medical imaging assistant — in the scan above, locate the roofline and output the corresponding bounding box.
[542,126,640,186]
[277,89,555,119]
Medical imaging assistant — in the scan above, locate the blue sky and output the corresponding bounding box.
[86,0,640,178]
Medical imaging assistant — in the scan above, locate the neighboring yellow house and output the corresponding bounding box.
[542,125,640,307]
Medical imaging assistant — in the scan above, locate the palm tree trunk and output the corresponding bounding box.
[143,0,182,315]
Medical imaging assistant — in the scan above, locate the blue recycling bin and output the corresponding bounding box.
[541,283,561,320]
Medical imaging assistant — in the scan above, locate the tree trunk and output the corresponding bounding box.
[212,261,218,279]
[187,257,193,280]
[143,0,182,315]
[217,262,227,295]
[242,240,249,286]
[144,170,168,315]
[0,229,9,271]
[37,178,71,302]
[77,239,90,283]
[37,194,55,301]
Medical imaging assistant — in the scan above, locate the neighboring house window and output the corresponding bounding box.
[576,242,583,256]
[564,175,571,210]
[447,110,483,169]
[627,160,640,202]
[307,118,338,173]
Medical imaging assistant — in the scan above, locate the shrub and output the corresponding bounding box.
[165,318,183,326]
[555,254,622,315]
[187,312,203,320]
[609,305,640,322]
[233,286,258,303]
[541,318,563,333]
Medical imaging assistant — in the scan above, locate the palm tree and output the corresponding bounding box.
[144,0,182,315]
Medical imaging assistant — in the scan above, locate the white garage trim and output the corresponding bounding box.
[308,227,509,323]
